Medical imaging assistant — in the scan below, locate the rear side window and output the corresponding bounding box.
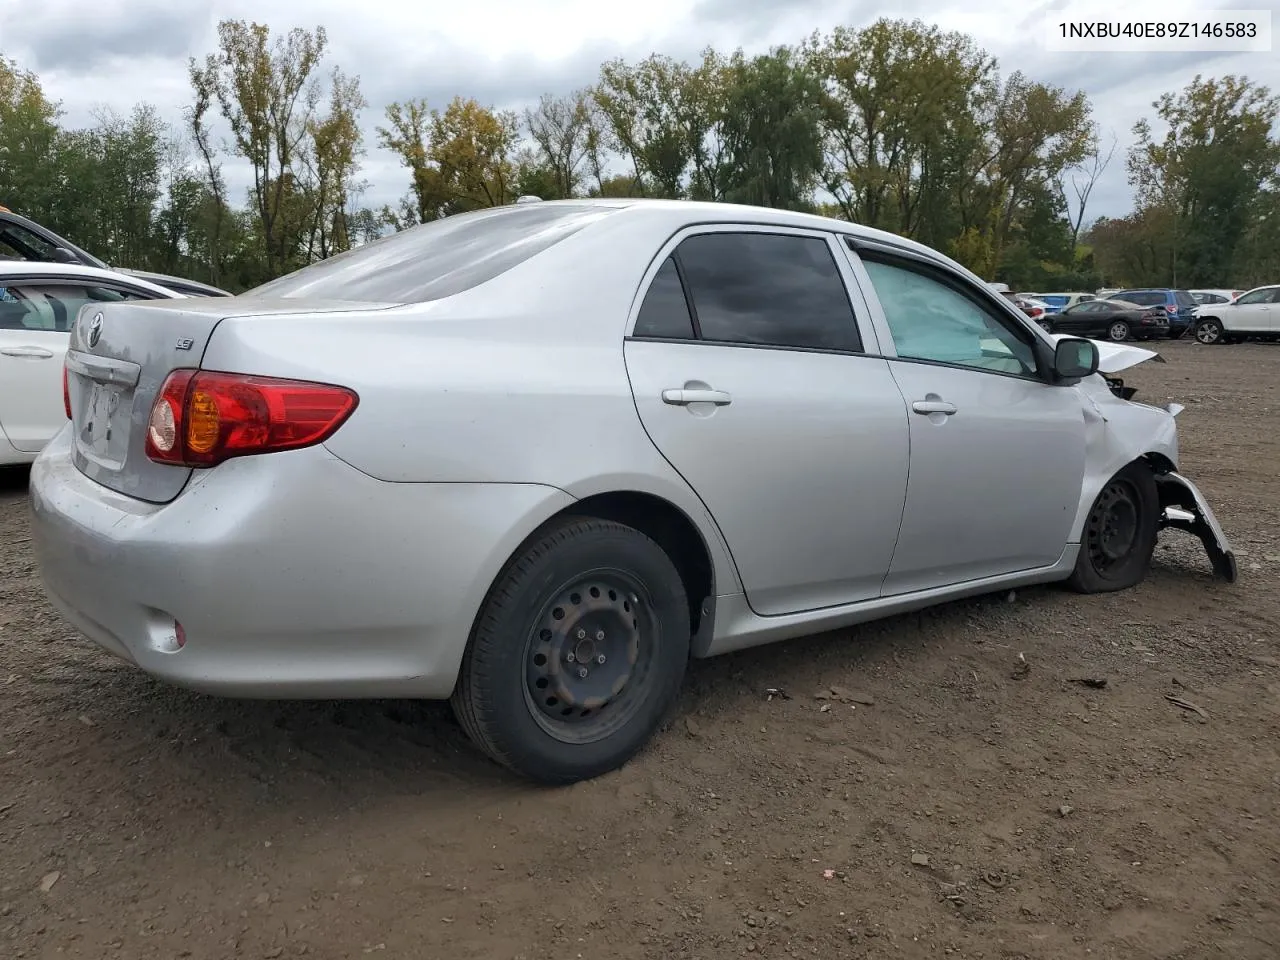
[1122,291,1160,306]
[1175,290,1198,307]
[674,232,861,352]
[246,203,623,304]
[633,257,695,339]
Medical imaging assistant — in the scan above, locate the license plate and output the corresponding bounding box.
[85,382,119,455]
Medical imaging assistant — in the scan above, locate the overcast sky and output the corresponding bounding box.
[3,0,1277,221]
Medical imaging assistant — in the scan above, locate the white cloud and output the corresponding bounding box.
[2,0,1277,220]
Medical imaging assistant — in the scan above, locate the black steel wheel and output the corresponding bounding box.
[1067,462,1159,593]
[452,516,690,784]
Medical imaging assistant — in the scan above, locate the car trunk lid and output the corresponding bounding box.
[66,297,389,504]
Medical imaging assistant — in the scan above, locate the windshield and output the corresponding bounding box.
[247,203,624,303]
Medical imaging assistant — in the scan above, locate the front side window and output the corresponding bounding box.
[861,258,1038,377]
[1236,287,1279,305]
[672,232,861,352]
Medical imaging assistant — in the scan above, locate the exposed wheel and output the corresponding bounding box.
[1067,462,1159,594]
[1107,320,1130,341]
[1195,318,1224,344]
[451,516,690,784]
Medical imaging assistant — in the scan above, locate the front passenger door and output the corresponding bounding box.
[850,251,1087,596]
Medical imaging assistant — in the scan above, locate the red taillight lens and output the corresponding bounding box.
[1164,304,1177,313]
[62,363,71,419]
[144,370,358,467]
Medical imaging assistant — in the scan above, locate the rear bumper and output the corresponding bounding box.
[29,429,574,699]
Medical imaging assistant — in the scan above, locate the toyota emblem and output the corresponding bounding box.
[87,313,103,348]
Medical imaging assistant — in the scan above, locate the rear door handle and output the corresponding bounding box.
[912,399,957,416]
[0,346,54,359]
[662,388,732,406]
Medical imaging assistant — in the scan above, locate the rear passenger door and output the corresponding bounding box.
[623,226,911,616]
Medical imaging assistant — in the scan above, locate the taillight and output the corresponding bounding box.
[144,370,358,467]
[62,362,71,419]
[1164,304,1177,313]
[1030,306,1044,317]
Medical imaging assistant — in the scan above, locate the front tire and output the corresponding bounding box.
[1107,320,1130,342]
[1067,463,1159,594]
[1195,318,1224,344]
[451,516,690,784]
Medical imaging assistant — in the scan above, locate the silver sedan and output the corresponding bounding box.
[28,199,1237,784]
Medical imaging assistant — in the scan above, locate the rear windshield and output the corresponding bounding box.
[247,203,623,303]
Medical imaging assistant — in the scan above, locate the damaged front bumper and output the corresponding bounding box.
[1155,472,1238,582]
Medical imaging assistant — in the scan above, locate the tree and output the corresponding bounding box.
[190,20,330,275]
[524,91,592,198]
[1129,74,1280,286]
[1056,127,1116,257]
[720,47,824,210]
[593,55,696,198]
[0,58,62,218]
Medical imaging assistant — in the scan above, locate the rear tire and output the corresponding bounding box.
[1195,318,1224,344]
[1067,462,1159,594]
[1107,320,1130,342]
[451,516,689,784]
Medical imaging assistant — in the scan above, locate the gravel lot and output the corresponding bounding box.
[2,339,1278,960]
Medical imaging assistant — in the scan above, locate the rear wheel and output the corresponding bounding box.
[451,516,689,784]
[1067,462,1159,594]
[1195,318,1224,344]
[1107,320,1130,341]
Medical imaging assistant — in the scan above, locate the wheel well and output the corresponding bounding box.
[1142,452,1177,476]
[558,491,714,636]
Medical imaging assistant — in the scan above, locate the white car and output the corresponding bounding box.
[1192,284,1280,344]
[0,262,183,464]
[1189,288,1244,306]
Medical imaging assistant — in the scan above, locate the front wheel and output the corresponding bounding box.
[451,516,690,784]
[1107,320,1130,342]
[1066,462,1159,594]
[1195,318,1225,344]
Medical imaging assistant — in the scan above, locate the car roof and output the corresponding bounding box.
[0,260,185,297]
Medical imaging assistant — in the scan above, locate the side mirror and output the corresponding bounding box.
[52,247,80,264]
[1053,337,1099,380]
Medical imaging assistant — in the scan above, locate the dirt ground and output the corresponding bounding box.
[2,339,1279,960]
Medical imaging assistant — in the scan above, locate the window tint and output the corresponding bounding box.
[0,223,58,261]
[247,203,623,304]
[1120,291,1161,306]
[862,259,1038,377]
[0,283,145,331]
[633,257,695,339]
[674,232,860,351]
[1174,290,1198,307]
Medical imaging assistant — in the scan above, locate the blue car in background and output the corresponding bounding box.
[1029,292,1096,315]
[1112,289,1200,338]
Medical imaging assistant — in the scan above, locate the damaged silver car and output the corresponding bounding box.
[28,199,1235,786]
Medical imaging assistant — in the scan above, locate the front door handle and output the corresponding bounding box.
[0,345,54,359]
[662,388,732,406]
[912,399,957,416]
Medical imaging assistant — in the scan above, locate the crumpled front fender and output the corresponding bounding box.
[1155,471,1239,582]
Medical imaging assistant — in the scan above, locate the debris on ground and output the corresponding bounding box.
[764,687,791,701]
[910,853,931,867]
[684,716,702,737]
[1058,805,1074,817]
[827,685,875,706]
[39,871,60,893]
[1071,678,1108,689]
[1165,695,1210,720]
[1011,652,1030,680]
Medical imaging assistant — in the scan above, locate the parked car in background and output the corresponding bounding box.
[27,199,1237,784]
[1043,298,1169,341]
[997,290,1046,322]
[0,208,230,298]
[0,262,183,464]
[1192,284,1280,344]
[1027,292,1096,315]
[1111,288,1199,338]
[1189,289,1244,306]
